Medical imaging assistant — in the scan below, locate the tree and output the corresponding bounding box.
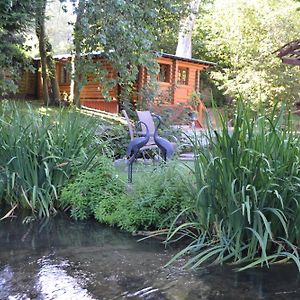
[176,0,201,58]
[71,0,189,107]
[35,0,50,105]
[0,1,33,97]
[72,0,85,107]
[35,0,61,105]
[193,0,300,109]
[45,0,74,55]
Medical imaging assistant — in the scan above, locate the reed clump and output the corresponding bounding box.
[167,102,300,271]
[0,101,99,218]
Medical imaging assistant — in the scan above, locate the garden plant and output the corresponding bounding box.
[61,161,193,232]
[2,100,300,272]
[166,101,300,271]
[0,101,100,218]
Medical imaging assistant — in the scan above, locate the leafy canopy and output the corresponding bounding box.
[72,0,189,101]
[0,0,33,96]
[193,0,300,109]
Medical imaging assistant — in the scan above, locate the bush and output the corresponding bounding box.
[0,101,100,217]
[60,156,126,220]
[166,101,300,271]
[61,160,192,232]
[97,123,130,159]
[95,162,193,232]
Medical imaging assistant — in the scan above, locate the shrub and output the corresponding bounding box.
[60,156,126,220]
[0,101,100,217]
[61,159,192,232]
[94,162,192,231]
[97,123,130,159]
[166,101,300,271]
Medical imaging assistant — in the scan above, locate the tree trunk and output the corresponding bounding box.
[175,0,201,58]
[35,0,50,105]
[46,40,61,104]
[72,0,86,108]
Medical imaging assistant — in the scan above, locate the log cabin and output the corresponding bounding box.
[20,52,215,126]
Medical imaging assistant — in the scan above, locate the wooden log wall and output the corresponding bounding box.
[37,58,119,113]
[34,54,210,119]
[17,71,36,98]
[79,59,119,113]
[145,57,207,127]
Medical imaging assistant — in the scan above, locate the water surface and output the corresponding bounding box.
[0,215,299,299]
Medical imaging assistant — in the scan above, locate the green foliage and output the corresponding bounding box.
[97,163,192,232]
[99,124,130,159]
[45,0,74,55]
[0,1,33,96]
[61,161,192,232]
[167,101,300,270]
[26,0,74,57]
[0,101,99,217]
[193,0,300,109]
[60,156,125,220]
[198,71,227,108]
[72,0,189,104]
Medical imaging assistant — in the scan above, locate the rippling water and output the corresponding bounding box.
[0,215,299,299]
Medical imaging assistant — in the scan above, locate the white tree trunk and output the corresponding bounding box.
[176,0,201,58]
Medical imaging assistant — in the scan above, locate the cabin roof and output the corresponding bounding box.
[160,52,216,66]
[275,39,300,66]
[34,51,216,66]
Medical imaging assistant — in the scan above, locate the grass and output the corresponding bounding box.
[0,101,101,218]
[166,101,300,271]
[114,158,194,182]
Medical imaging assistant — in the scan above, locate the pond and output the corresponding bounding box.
[0,215,299,300]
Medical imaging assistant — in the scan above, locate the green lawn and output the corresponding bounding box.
[114,159,194,185]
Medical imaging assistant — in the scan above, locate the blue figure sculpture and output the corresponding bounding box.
[153,114,175,161]
[126,121,150,183]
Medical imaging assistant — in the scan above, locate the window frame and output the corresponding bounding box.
[59,64,71,85]
[158,63,171,83]
[177,67,189,85]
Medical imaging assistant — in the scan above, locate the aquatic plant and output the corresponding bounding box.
[166,101,300,271]
[0,101,99,218]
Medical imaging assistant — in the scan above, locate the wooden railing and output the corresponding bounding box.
[191,94,207,128]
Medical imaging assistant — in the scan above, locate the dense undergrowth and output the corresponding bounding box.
[166,102,300,271]
[61,159,192,232]
[0,101,100,217]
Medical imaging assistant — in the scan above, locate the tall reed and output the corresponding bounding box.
[167,102,300,270]
[0,101,99,217]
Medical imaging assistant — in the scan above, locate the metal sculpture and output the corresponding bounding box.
[153,114,175,161]
[126,121,150,183]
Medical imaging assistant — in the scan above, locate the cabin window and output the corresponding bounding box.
[60,64,70,84]
[158,64,171,82]
[177,67,189,85]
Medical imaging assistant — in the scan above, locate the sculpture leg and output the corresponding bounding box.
[128,162,133,183]
[128,151,137,183]
[163,151,167,162]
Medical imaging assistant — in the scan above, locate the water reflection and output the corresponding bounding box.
[0,215,299,299]
[37,257,94,300]
[0,265,13,296]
